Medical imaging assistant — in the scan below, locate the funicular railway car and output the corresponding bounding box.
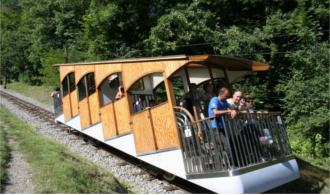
[52,55,299,194]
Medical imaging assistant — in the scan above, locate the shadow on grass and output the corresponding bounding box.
[281,156,329,194]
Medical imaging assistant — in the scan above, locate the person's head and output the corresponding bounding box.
[138,95,145,102]
[218,88,230,101]
[245,97,253,107]
[55,87,60,91]
[149,99,156,107]
[190,83,198,93]
[120,86,124,92]
[162,96,167,102]
[203,83,212,93]
[232,91,243,103]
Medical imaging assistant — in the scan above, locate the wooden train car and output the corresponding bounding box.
[52,55,299,194]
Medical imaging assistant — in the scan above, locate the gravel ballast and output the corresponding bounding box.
[0,87,185,194]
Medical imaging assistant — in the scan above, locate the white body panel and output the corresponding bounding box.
[189,159,299,194]
[105,134,137,156]
[82,123,104,142]
[55,114,299,194]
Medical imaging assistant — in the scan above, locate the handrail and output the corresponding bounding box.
[172,106,196,122]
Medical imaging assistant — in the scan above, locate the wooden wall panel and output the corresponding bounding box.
[60,66,75,82]
[70,89,79,117]
[131,110,156,154]
[150,103,179,150]
[122,61,164,89]
[75,65,95,84]
[62,95,72,121]
[94,64,122,87]
[164,60,188,78]
[89,92,100,124]
[100,103,117,139]
[79,98,91,129]
[113,97,131,134]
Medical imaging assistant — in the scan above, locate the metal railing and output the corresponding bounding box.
[173,107,293,175]
[53,95,63,118]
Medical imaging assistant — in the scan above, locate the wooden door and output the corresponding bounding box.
[89,92,100,124]
[79,98,91,129]
[70,89,79,117]
[131,110,156,154]
[113,97,131,134]
[62,94,72,121]
[100,103,117,139]
[150,102,179,150]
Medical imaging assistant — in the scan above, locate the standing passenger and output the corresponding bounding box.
[208,88,237,157]
[226,91,248,113]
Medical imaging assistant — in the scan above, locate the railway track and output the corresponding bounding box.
[0,90,214,194]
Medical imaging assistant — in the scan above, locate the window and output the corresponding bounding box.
[69,72,76,92]
[77,77,87,101]
[86,73,95,96]
[61,76,69,97]
[131,78,144,91]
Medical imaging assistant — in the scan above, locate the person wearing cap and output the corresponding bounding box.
[115,86,125,100]
[133,95,145,113]
[179,83,207,118]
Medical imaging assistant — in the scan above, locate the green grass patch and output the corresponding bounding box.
[0,105,133,194]
[0,117,11,192]
[281,155,329,194]
[5,82,55,106]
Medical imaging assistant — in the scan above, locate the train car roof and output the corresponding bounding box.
[52,54,270,71]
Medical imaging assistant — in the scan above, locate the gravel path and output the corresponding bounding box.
[2,140,35,194]
[0,87,185,194]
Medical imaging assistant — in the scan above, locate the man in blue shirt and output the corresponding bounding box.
[208,88,237,157]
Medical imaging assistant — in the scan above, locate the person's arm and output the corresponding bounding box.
[212,108,237,119]
[179,93,187,106]
[115,86,123,100]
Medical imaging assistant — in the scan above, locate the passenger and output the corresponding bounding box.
[161,96,168,103]
[133,95,145,113]
[51,87,60,97]
[149,99,156,107]
[245,97,268,144]
[115,86,125,100]
[203,83,216,100]
[208,88,237,158]
[179,83,207,118]
[145,99,157,109]
[203,83,216,118]
[226,91,248,113]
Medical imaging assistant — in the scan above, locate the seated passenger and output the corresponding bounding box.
[145,99,157,109]
[179,83,207,118]
[115,86,125,100]
[133,95,145,113]
[226,91,248,113]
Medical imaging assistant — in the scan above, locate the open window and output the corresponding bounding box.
[171,64,227,119]
[98,72,124,106]
[129,72,167,113]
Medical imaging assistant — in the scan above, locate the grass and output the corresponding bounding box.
[0,104,133,194]
[281,155,329,194]
[4,82,55,106]
[0,117,11,192]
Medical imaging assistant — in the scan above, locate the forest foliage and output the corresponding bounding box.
[1,0,329,167]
